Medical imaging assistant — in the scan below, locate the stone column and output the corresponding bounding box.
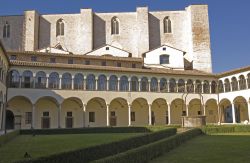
[167,103,171,125]
[106,104,110,126]
[157,79,160,92]
[33,73,36,88]
[19,75,22,88]
[184,81,187,93]
[46,74,49,88]
[0,103,3,130]
[58,104,61,128]
[148,80,151,92]
[59,75,62,89]
[148,104,152,125]
[223,82,226,93]
[83,76,87,90]
[71,76,74,90]
[95,77,98,91]
[32,104,35,129]
[82,104,86,127]
[128,104,131,126]
[232,103,236,124]
[128,78,131,92]
[209,82,212,94]
[138,79,141,92]
[176,81,179,92]
[167,80,170,92]
[106,77,109,91]
[237,80,240,90]
[246,78,249,89]
[201,82,204,93]
[203,105,206,116]
[193,82,196,93]
[186,104,189,116]
[117,78,120,91]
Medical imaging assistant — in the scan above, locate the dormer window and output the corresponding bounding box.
[160,54,169,64]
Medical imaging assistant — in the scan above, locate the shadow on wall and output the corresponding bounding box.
[149,14,161,49]
[38,17,51,49]
[93,14,106,49]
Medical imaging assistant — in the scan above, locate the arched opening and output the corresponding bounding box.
[178,79,185,93]
[224,78,230,92]
[203,80,210,94]
[35,71,46,88]
[231,77,238,91]
[9,70,20,88]
[205,99,218,123]
[98,75,107,91]
[233,96,249,123]
[120,76,128,91]
[111,17,119,35]
[152,98,168,125]
[211,81,217,93]
[74,73,84,90]
[56,19,64,36]
[109,75,118,91]
[160,78,167,92]
[35,96,59,129]
[219,98,233,123]
[247,73,250,89]
[7,96,33,129]
[22,70,33,88]
[141,77,148,92]
[131,76,139,92]
[62,73,72,90]
[169,78,176,92]
[239,75,246,90]
[195,80,202,93]
[186,79,194,93]
[5,110,14,130]
[218,80,224,93]
[48,72,59,89]
[170,99,186,124]
[131,98,148,125]
[61,97,83,128]
[109,98,128,126]
[86,97,106,127]
[188,99,203,116]
[150,77,158,92]
[163,16,171,33]
[86,74,95,90]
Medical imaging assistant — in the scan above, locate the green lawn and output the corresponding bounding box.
[0,133,141,163]
[151,132,250,163]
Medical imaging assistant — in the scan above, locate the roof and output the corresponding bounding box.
[0,40,10,65]
[10,60,215,78]
[142,44,186,57]
[216,65,250,77]
[7,51,142,63]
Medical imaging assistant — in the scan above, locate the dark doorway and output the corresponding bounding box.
[6,110,14,129]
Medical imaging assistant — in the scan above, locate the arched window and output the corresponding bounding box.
[109,75,118,91]
[62,73,72,89]
[163,16,171,33]
[56,19,64,36]
[131,76,139,91]
[22,70,33,88]
[178,79,185,93]
[160,78,167,92]
[211,81,217,93]
[35,71,46,88]
[150,77,158,92]
[239,75,246,90]
[49,72,59,89]
[203,80,210,94]
[247,73,250,89]
[111,17,119,35]
[98,75,107,91]
[74,73,84,90]
[218,80,224,93]
[231,77,238,91]
[195,80,202,93]
[169,78,176,93]
[9,70,19,88]
[86,74,95,90]
[141,77,148,92]
[224,79,230,92]
[3,21,10,38]
[186,79,194,93]
[120,76,128,91]
[159,55,170,64]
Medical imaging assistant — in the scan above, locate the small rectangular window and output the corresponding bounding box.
[106,47,109,50]
[131,112,135,121]
[50,58,56,63]
[43,112,49,117]
[160,55,169,64]
[117,62,121,67]
[132,63,136,68]
[25,112,32,124]
[31,56,37,62]
[111,111,116,117]
[68,58,73,64]
[85,60,90,65]
[102,61,106,66]
[10,55,16,60]
[67,112,72,117]
[89,112,95,122]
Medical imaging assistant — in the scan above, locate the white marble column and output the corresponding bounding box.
[106,104,110,126]
[128,104,131,126]
[58,104,61,128]
[59,75,62,89]
[19,75,22,88]
[95,77,98,91]
[71,76,74,90]
[82,104,86,127]
[232,103,236,124]
[138,79,141,92]
[83,76,87,90]
[203,105,206,116]
[117,78,120,91]
[148,104,152,125]
[32,104,35,129]
[46,75,49,88]
[128,78,131,92]
[106,77,109,91]
[201,82,204,94]
[167,80,170,92]
[157,80,160,92]
[167,103,171,125]
[186,104,189,116]
[148,80,151,92]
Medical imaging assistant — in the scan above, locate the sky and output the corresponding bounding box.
[0,0,249,73]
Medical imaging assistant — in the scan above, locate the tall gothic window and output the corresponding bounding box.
[3,21,10,38]
[163,16,172,33]
[56,19,64,36]
[111,17,119,35]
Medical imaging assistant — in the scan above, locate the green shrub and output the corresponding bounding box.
[202,125,250,134]
[93,128,202,163]
[0,130,20,147]
[16,128,177,163]
[20,127,152,135]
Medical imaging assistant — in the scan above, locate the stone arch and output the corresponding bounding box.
[22,70,33,88]
[160,78,167,92]
[219,98,232,123]
[7,96,33,129]
[169,78,176,92]
[61,97,83,128]
[109,97,128,126]
[141,77,149,92]
[62,73,72,90]
[186,79,194,93]
[178,79,185,93]
[35,71,46,88]
[224,78,230,92]
[203,80,210,94]
[131,98,149,125]
[205,99,218,123]
[48,72,59,89]
[131,76,139,92]
[109,75,118,91]
[233,96,249,123]
[150,77,158,92]
[9,69,20,88]
[74,73,84,90]
[98,74,107,91]
[86,74,95,90]
[86,97,106,127]
[188,98,203,116]
[120,76,129,91]
[239,75,246,90]
[152,98,168,125]
[35,96,59,129]
[231,77,238,91]
[170,98,186,124]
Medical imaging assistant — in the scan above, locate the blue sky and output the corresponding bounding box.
[0,0,249,73]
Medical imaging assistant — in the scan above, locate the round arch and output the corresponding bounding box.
[188,98,203,116]
[205,99,218,123]
[152,98,168,125]
[131,98,149,126]
[219,98,232,123]
[233,96,249,123]
[170,98,185,124]
[109,97,128,126]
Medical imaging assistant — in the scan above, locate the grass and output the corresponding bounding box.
[0,133,142,163]
[150,132,250,163]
